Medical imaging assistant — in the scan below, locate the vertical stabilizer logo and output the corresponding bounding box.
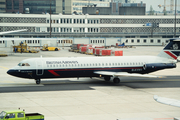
[164,51,177,60]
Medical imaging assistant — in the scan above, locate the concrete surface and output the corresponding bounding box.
[0,46,180,120]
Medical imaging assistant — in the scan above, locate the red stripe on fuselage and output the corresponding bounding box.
[164,51,177,60]
[48,70,60,76]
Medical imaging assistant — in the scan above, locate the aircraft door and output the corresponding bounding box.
[36,60,44,75]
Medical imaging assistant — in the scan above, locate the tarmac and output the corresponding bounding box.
[0,46,180,120]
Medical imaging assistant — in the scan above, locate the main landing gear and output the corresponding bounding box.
[104,76,120,84]
[35,79,41,84]
[104,76,111,81]
[113,78,120,84]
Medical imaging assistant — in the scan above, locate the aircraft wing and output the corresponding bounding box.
[0,29,27,35]
[154,95,180,108]
[94,71,161,78]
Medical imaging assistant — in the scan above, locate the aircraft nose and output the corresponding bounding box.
[7,69,17,76]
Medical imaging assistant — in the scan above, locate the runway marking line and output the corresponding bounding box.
[0,66,9,70]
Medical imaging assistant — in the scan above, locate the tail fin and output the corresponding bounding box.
[158,38,180,60]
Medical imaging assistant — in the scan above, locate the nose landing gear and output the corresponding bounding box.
[35,79,41,84]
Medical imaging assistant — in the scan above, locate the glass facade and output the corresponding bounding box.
[14,0,19,10]
[23,0,56,14]
[6,0,12,9]
[72,1,109,14]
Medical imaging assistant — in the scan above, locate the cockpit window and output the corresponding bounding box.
[18,63,30,66]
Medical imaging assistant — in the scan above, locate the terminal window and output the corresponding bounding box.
[157,40,161,43]
[150,39,153,43]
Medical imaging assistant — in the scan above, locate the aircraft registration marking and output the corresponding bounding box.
[131,69,142,72]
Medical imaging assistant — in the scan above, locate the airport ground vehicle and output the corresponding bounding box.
[13,42,39,53]
[69,44,83,52]
[0,51,7,57]
[0,110,44,120]
[41,44,60,51]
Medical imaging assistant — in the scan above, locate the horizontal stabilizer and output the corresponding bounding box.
[154,95,180,108]
[94,71,161,78]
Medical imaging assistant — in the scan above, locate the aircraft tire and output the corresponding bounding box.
[104,76,111,81]
[35,79,41,84]
[113,78,120,84]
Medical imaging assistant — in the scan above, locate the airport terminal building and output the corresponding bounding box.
[0,13,180,47]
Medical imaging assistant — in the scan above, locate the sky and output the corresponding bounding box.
[135,0,179,11]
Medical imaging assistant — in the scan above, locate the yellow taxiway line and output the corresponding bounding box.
[0,66,9,70]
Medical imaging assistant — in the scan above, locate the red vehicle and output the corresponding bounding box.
[101,49,112,56]
[80,46,87,53]
[112,50,123,56]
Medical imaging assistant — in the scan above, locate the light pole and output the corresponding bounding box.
[174,0,177,38]
[50,0,52,38]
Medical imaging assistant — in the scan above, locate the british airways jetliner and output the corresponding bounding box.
[7,39,180,84]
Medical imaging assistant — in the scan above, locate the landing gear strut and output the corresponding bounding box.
[35,79,41,84]
[104,76,111,81]
[113,78,120,84]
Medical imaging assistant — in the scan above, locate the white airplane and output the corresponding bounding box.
[7,38,179,84]
[0,29,27,35]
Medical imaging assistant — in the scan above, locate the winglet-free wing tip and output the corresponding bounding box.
[153,95,158,101]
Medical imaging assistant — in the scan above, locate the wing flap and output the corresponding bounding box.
[94,71,160,78]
